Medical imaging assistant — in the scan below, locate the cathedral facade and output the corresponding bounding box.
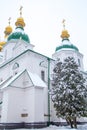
[0,8,87,129]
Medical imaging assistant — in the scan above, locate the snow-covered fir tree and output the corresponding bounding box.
[51,57,87,128]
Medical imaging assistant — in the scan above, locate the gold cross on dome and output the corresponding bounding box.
[8,17,11,25]
[19,6,23,17]
[62,19,66,30]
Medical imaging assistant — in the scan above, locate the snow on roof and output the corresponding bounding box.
[0,76,12,87]
[1,69,47,90]
[1,70,25,90]
[27,71,47,88]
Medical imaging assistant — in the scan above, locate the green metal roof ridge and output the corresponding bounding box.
[0,49,53,69]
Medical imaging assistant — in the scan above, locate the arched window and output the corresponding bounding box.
[12,62,19,70]
[12,62,19,75]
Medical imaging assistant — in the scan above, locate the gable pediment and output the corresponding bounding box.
[1,69,47,90]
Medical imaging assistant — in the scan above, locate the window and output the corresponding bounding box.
[12,62,19,70]
[41,70,45,81]
[12,62,19,76]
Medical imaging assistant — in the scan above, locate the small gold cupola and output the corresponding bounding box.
[4,17,13,38]
[55,20,79,52]
[61,19,70,40]
[0,44,3,51]
[7,6,30,43]
[0,38,4,51]
[15,6,25,28]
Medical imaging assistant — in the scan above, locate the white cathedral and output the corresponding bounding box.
[0,8,87,129]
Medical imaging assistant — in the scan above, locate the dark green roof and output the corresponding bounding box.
[55,44,79,52]
[7,27,30,43]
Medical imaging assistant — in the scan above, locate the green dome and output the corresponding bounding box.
[56,44,79,51]
[7,27,30,43]
[55,39,79,52]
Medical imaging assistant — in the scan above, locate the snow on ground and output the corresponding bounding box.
[13,124,87,130]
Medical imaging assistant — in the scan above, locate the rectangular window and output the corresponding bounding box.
[41,71,45,81]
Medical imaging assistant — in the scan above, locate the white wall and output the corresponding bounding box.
[52,49,84,70]
[3,42,16,61]
[1,90,9,123]
[1,86,45,123]
[24,87,35,122]
[24,86,45,123]
[34,87,44,122]
[1,87,24,123]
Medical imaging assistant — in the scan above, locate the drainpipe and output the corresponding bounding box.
[47,58,50,126]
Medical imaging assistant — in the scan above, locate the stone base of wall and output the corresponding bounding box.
[0,121,86,129]
[0,122,47,129]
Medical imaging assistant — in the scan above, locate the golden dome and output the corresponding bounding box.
[60,19,70,39]
[15,6,25,28]
[4,17,12,38]
[0,41,6,46]
[15,17,25,27]
[61,29,70,39]
[0,45,3,51]
[4,25,12,35]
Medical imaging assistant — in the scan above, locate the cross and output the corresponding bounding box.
[62,19,65,29]
[19,6,23,17]
[8,17,11,25]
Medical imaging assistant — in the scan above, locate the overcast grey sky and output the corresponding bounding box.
[0,0,87,70]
